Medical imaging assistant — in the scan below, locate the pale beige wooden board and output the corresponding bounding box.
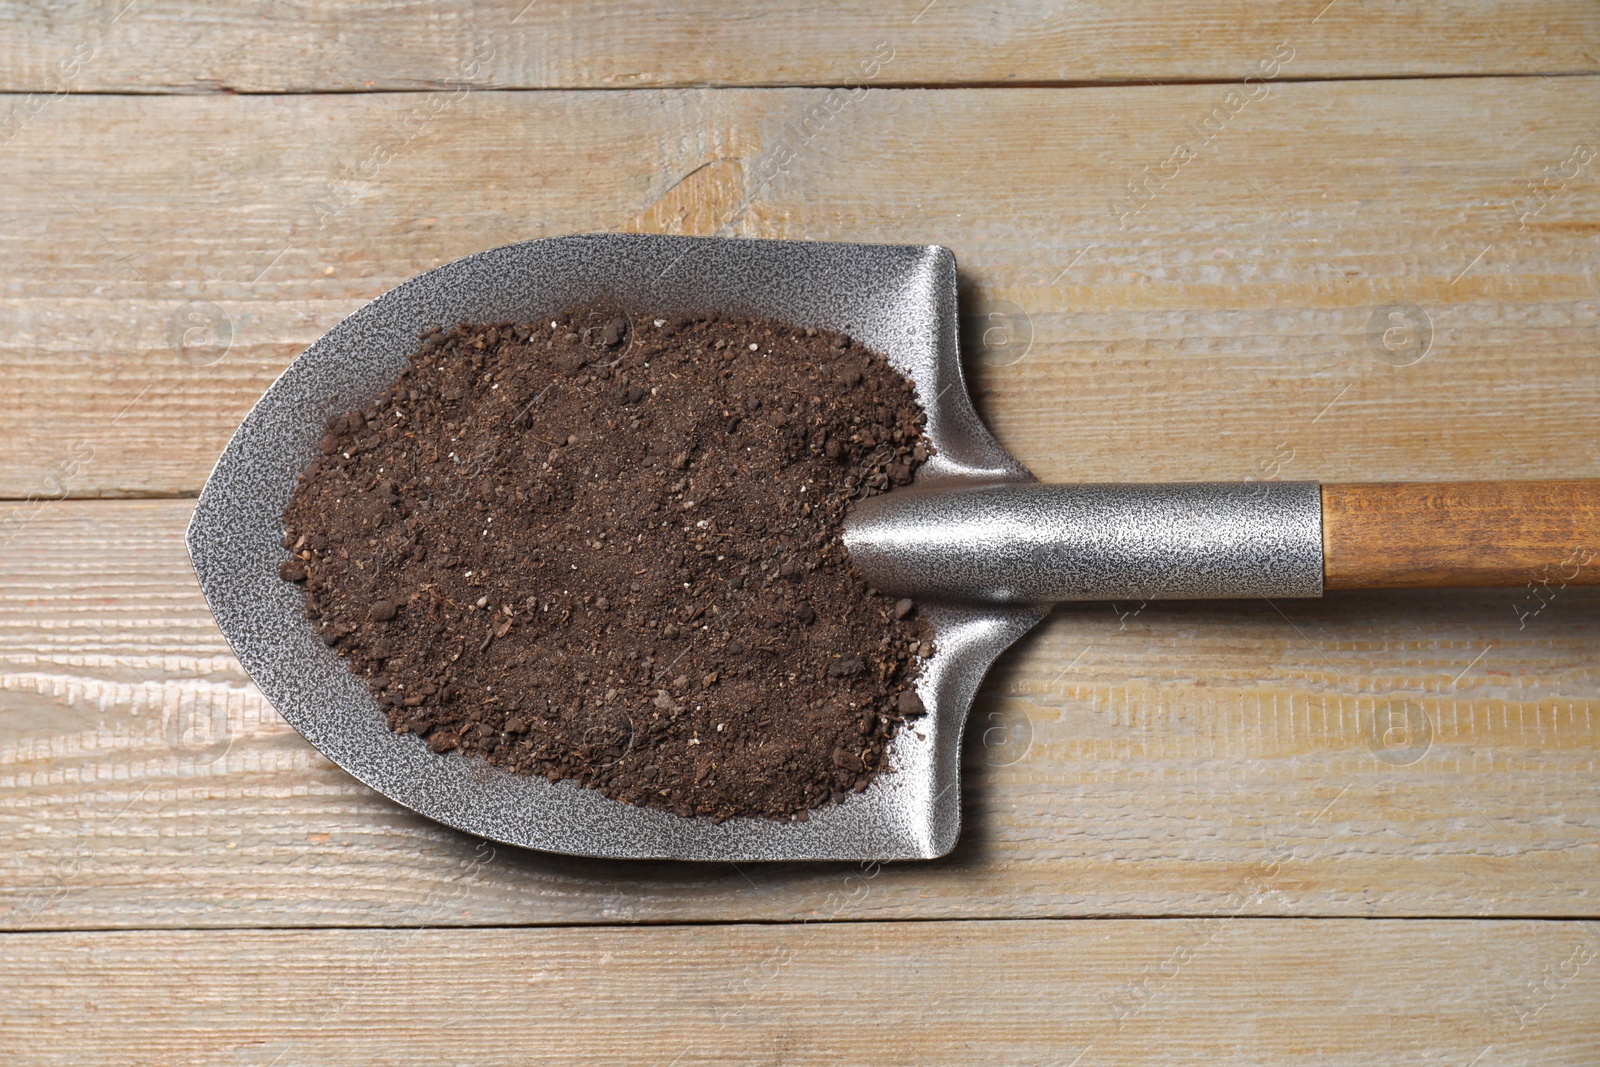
[3,499,1596,928]
[3,920,1597,1065]
[1,1,1596,94]
[5,9,1596,1058]
[2,79,1599,501]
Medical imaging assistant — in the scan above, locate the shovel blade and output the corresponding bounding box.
[187,233,1043,861]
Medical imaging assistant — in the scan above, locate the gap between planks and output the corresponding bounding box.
[3,69,1598,99]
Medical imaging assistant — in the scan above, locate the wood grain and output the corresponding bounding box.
[1324,481,1600,590]
[4,499,1597,928]
[3,920,1597,1066]
[2,79,1598,500]
[1,1,1596,94]
[7,6,1598,1058]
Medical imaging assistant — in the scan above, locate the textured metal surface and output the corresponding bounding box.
[187,233,1045,862]
[845,482,1325,602]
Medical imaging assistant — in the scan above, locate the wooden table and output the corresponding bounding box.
[4,3,1599,1063]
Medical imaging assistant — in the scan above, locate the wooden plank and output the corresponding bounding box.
[3,499,1597,928]
[2,79,1598,500]
[1,1,1596,93]
[3,920,1596,1065]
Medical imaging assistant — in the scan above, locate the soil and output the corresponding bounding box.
[278,308,934,822]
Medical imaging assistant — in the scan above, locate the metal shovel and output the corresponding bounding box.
[189,233,1598,862]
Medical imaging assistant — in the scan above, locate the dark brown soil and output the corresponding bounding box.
[278,309,933,822]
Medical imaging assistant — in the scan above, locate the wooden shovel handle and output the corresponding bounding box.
[1321,481,1600,589]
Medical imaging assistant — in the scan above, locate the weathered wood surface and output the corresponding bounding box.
[1,0,1596,94]
[3,499,1596,928]
[6,6,1600,1062]
[3,920,1597,1066]
[2,79,1598,501]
